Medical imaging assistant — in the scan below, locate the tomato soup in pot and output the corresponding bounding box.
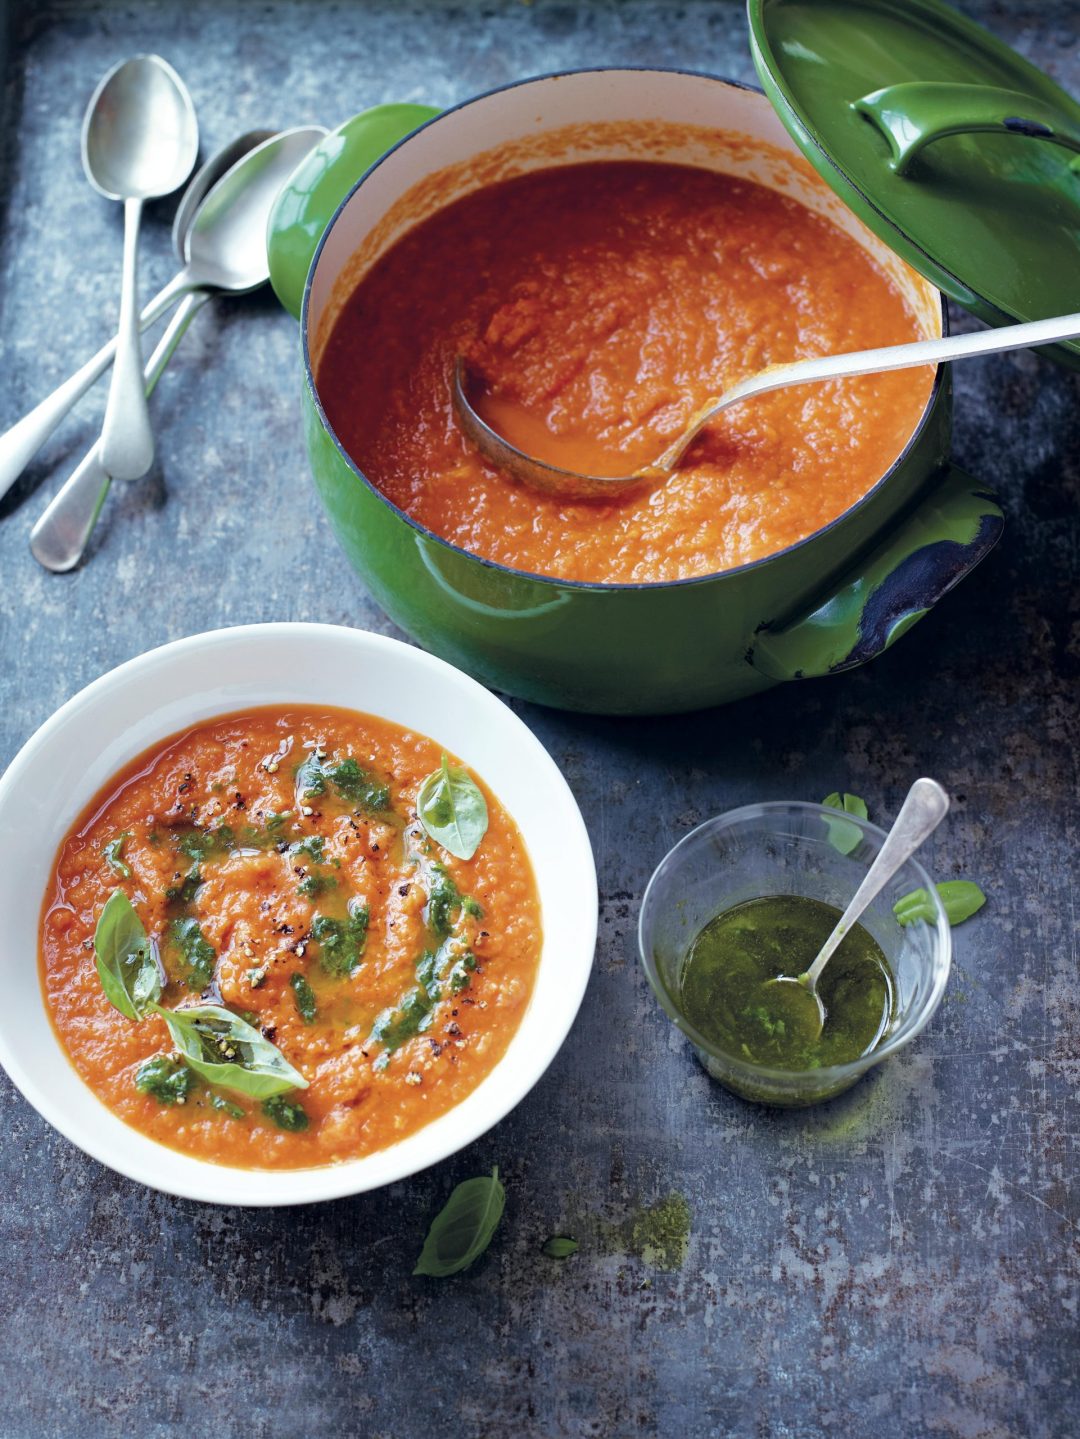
[315,148,935,585]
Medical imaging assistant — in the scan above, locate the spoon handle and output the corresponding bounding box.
[803,778,950,989]
[0,269,190,504]
[29,290,209,573]
[97,196,155,481]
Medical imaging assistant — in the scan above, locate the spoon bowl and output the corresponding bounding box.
[30,130,278,573]
[83,55,199,481]
[182,127,331,292]
[0,125,326,503]
[81,55,199,202]
[454,310,1080,501]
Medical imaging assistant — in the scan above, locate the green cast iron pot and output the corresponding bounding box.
[268,71,1002,715]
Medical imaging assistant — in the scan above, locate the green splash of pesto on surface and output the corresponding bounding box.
[590,1193,692,1272]
[629,1193,692,1270]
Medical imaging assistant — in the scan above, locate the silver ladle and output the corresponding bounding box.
[0,125,326,504]
[454,310,1080,500]
[82,55,199,481]
[765,777,950,1038]
[29,130,274,572]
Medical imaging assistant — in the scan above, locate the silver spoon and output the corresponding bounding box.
[0,125,326,503]
[454,309,1080,500]
[29,130,274,572]
[765,778,950,1038]
[82,55,199,481]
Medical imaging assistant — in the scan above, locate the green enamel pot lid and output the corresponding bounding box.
[748,0,1080,367]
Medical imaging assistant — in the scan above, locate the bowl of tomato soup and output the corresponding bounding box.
[0,624,597,1205]
[271,69,1002,713]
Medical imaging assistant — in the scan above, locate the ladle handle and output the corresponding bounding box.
[804,778,950,989]
[727,311,1080,409]
[29,290,209,572]
[661,311,1080,471]
[0,270,190,503]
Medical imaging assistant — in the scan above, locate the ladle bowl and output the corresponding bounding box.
[454,310,1080,501]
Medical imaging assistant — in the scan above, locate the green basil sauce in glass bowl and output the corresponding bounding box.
[679,896,894,1071]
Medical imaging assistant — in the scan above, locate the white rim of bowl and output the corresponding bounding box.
[0,622,598,1204]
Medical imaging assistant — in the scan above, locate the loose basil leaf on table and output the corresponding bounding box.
[821,792,868,856]
[542,1236,579,1259]
[416,754,489,861]
[93,889,162,1020]
[148,1002,308,1098]
[894,880,987,927]
[413,1166,505,1278]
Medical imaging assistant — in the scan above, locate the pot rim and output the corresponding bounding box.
[302,65,949,595]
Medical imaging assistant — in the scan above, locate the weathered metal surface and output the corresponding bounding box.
[0,3,1076,1436]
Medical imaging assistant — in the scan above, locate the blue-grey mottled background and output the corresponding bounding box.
[0,2,1077,1436]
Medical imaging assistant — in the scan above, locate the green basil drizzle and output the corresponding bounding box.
[262,1095,309,1131]
[135,1054,195,1106]
[290,972,317,1023]
[425,863,482,938]
[170,916,217,991]
[295,750,390,812]
[370,939,476,1057]
[210,1092,246,1120]
[311,903,369,977]
[103,833,132,879]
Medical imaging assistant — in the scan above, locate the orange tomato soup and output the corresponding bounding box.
[40,707,541,1169]
[317,159,934,584]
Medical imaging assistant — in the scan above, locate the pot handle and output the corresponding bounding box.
[854,82,1080,177]
[267,103,441,320]
[747,466,1002,682]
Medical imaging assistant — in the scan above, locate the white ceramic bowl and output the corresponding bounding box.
[0,623,597,1205]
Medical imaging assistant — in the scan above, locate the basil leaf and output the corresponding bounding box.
[416,755,489,861]
[894,880,987,927]
[413,1166,505,1278]
[149,1002,307,1098]
[94,890,162,1020]
[822,792,868,856]
[542,1236,578,1258]
[103,832,132,879]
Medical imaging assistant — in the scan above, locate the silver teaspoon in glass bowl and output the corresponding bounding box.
[1,126,325,505]
[29,128,324,572]
[763,777,950,1039]
[453,310,1080,501]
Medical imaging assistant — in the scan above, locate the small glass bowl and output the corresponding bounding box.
[638,802,951,1107]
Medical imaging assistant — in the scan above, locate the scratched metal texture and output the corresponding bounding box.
[0,2,1076,1436]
